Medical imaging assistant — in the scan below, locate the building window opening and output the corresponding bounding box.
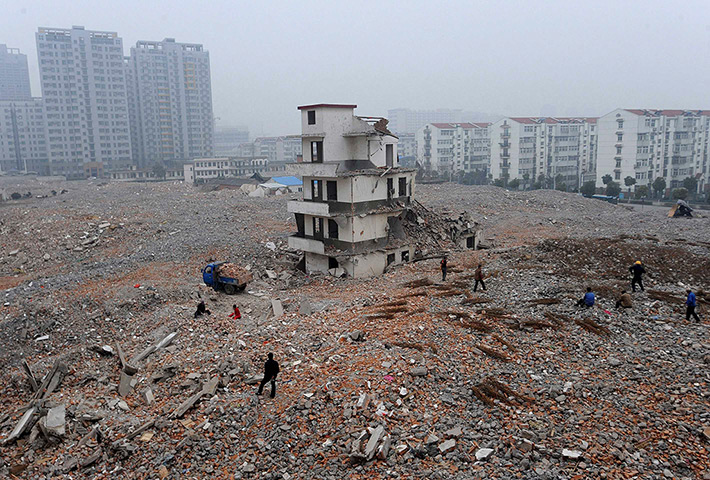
[311,179,322,201]
[311,141,323,163]
[387,178,394,200]
[398,177,407,197]
[387,253,395,266]
[466,236,474,249]
[326,180,337,201]
[313,217,323,239]
[327,219,339,239]
[307,110,316,125]
[401,250,410,262]
[386,144,394,167]
[328,257,338,269]
[295,213,305,237]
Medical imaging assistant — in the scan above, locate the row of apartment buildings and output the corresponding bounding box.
[0,26,214,178]
[415,109,710,193]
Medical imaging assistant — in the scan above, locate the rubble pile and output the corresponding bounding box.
[0,179,708,479]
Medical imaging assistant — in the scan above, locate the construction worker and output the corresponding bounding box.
[615,290,633,309]
[629,261,646,292]
[685,289,701,322]
[194,300,211,318]
[440,256,448,282]
[576,287,595,308]
[257,352,280,398]
[473,264,486,292]
[228,304,241,320]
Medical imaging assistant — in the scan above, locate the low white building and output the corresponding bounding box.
[489,116,597,188]
[596,109,710,194]
[184,156,268,184]
[415,122,491,177]
[287,104,417,278]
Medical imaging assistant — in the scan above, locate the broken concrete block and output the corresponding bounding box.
[118,371,135,397]
[425,433,440,445]
[5,407,37,443]
[349,330,364,342]
[158,465,169,479]
[117,400,129,411]
[365,425,385,460]
[410,366,428,377]
[445,426,463,438]
[44,404,66,437]
[142,387,154,405]
[562,448,583,460]
[377,435,391,459]
[439,439,456,453]
[299,299,312,315]
[271,299,284,318]
[475,448,494,461]
[245,375,264,385]
[356,393,370,409]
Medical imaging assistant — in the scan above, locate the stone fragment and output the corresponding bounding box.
[45,404,66,436]
[425,433,440,445]
[242,463,255,473]
[365,425,385,460]
[271,299,284,318]
[299,299,312,315]
[562,448,583,460]
[475,448,494,461]
[142,387,154,405]
[445,426,463,438]
[377,435,391,459]
[439,439,456,453]
[410,366,428,377]
[118,371,135,397]
[158,465,169,479]
[117,400,129,411]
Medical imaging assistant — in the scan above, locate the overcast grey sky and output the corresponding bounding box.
[2,0,709,135]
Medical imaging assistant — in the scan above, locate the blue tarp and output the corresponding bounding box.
[271,176,302,187]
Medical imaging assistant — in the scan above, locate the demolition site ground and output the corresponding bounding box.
[0,178,708,480]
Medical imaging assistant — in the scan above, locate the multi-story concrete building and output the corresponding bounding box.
[397,132,416,166]
[214,126,249,155]
[235,135,302,165]
[596,109,710,194]
[36,26,132,178]
[126,38,214,167]
[388,108,485,135]
[0,99,48,173]
[183,156,269,183]
[287,104,417,277]
[0,45,32,100]
[415,122,491,177]
[489,117,597,188]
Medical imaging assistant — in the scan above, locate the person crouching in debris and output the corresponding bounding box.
[685,289,701,322]
[228,304,241,320]
[194,300,211,318]
[629,261,645,292]
[257,352,280,398]
[473,264,486,292]
[615,290,633,310]
[440,256,448,281]
[576,287,595,308]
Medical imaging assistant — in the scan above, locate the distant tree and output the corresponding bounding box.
[10,192,22,200]
[606,181,621,197]
[507,179,520,190]
[672,187,688,200]
[493,178,505,188]
[602,174,613,185]
[635,185,649,199]
[624,176,636,195]
[152,163,166,180]
[522,173,530,190]
[556,182,567,192]
[652,177,666,198]
[682,176,698,195]
[580,181,596,197]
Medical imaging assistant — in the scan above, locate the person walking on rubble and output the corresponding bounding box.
[194,300,211,318]
[629,261,646,292]
[228,304,241,320]
[685,289,701,322]
[440,256,448,282]
[615,290,633,310]
[257,352,280,398]
[576,287,595,308]
[473,264,486,292]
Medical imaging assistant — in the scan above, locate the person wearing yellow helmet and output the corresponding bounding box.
[629,261,646,292]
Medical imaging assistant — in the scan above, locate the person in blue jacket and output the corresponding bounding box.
[576,287,595,307]
[685,289,701,322]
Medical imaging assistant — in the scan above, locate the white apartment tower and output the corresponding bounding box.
[36,26,132,178]
[126,38,214,167]
[0,45,32,100]
[596,109,709,194]
[416,122,491,176]
[489,117,597,188]
[287,104,417,278]
[0,99,48,173]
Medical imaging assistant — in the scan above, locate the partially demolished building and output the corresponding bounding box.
[288,104,480,278]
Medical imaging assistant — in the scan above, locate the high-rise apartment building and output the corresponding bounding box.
[36,26,132,178]
[596,109,709,194]
[0,45,32,100]
[126,38,214,167]
[489,117,597,188]
[416,122,491,176]
[0,99,48,173]
[214,126,249,155]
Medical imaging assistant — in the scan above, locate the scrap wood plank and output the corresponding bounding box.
[116,342,138,375]
[131,331,178,364]
[126,419,156,440]
[21,360,39,392]
[3,407,37,444]
[170,376,219,419]
[33,359,68,400]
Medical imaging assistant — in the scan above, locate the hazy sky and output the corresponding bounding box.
[2,0,709,135]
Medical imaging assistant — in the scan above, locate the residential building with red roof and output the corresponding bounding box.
[415,122,491,178]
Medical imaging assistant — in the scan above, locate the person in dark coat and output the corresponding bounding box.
[615,290,633,309]
[194,300,211,318]
[629,261,646,292]
[440,257,448,282]
[473,264,486,292]
[257,352,280,398]
[685,289,701,322]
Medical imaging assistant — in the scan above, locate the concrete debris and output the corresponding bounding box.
[43,404,66,437]
[298,299,312,315]
[562,448,583,460]
[142,387,155,405]
[475,448,494,461]
[271,298,284,318]
[410,366,428,377]
[439,439,456,453]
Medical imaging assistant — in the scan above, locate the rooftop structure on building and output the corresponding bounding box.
[0,44,32,100]
[286,103,481,278]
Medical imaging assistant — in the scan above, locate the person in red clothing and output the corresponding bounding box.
[228,304,241,320]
